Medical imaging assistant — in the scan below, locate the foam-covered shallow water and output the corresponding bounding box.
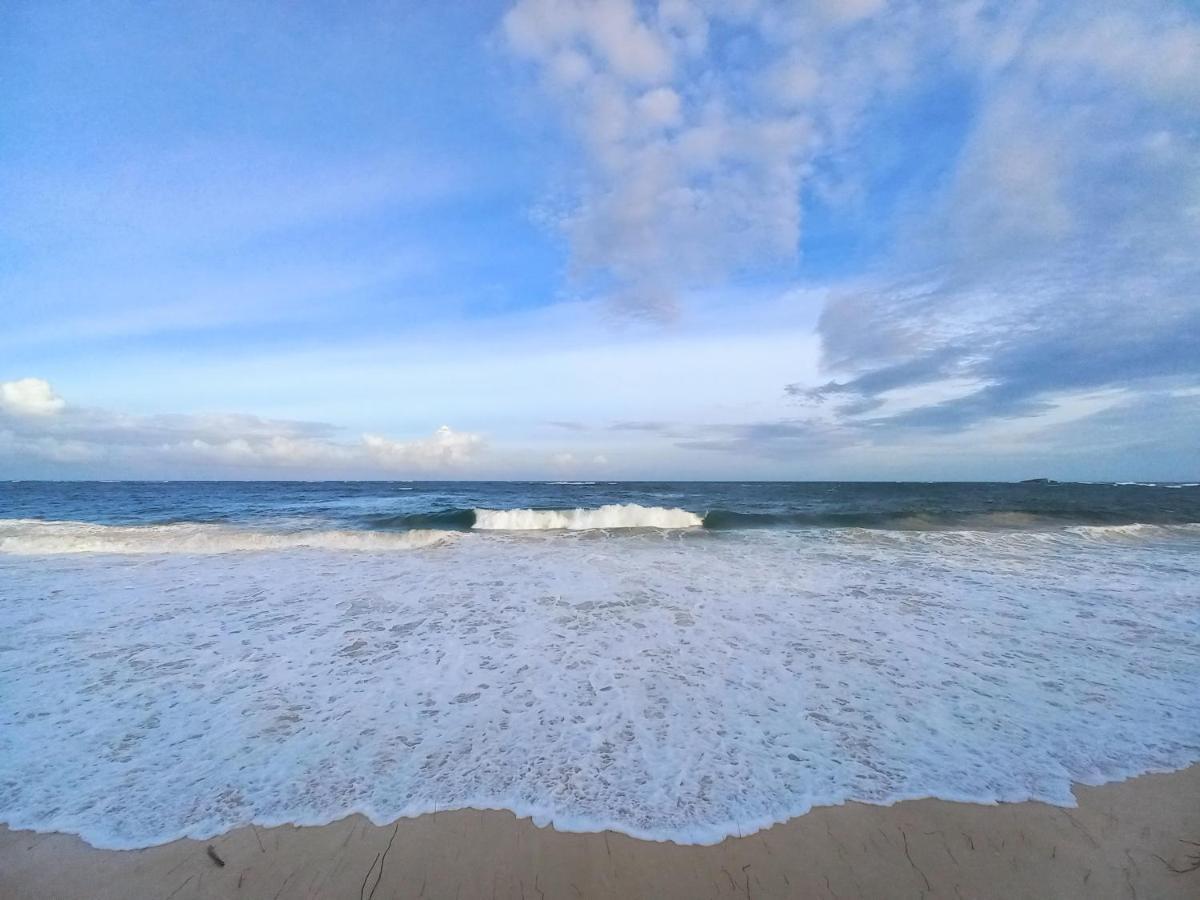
[0,481,1198,849]
[0,519,455,553]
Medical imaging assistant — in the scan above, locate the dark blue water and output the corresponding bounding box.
[2,480,1198,531]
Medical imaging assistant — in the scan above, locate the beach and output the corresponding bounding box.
[3,766,1198,899]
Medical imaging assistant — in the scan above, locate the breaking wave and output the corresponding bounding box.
[473,503,703,530]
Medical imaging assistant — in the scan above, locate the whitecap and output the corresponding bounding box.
[472,503,702,530]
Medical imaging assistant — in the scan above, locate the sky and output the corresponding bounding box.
[1,0,1197,481]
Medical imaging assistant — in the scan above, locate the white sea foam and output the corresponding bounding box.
[472,503,702,530]
[1114,482,1200,488]
[0,519,453,554]
[1065,523,1200,539]
[0,525,1197,850]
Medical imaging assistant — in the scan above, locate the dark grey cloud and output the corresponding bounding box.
[807,257,1200,434]
[789,345,966,412]
[601,417,855,460]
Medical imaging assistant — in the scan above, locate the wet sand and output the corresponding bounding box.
[2,766,1197,899]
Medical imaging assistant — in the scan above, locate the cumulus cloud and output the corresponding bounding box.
[503,0,921,314]
[0,378,65,417]
[499,1,1062,316]
[0,378,484,475]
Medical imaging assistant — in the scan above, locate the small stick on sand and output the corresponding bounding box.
[205,845,225,867]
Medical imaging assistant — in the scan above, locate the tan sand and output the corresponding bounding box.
[2,766,1197,899]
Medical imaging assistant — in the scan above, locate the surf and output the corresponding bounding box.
[0,519,455,554]
[2,515,1197,849]
[472,503,703,530]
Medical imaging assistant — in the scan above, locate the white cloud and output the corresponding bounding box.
[505,0,866,314]
[0,378,65,417]
[548,450,609,471]
[363,427,483,468]
[1025,11,1200,103]
[635,86,682,128]
[504,0,673,85]
[814,0,886,25]
[505,0,1031,317]
[0,379,484,475]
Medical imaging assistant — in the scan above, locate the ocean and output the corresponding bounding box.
[1,480,1198,849]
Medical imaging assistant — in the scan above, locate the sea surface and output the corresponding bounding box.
[1,481,1198,848]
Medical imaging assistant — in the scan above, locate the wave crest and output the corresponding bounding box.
[1065,523,1200,539]
[472,504,703,530]
[0,520,454,555]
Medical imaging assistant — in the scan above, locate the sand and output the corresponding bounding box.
[2,766,1198,899]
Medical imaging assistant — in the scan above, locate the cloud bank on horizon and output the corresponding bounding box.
[1,0,1197,479]
[0,378,483,477]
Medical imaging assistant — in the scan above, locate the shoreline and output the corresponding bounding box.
[3,766,1197,899]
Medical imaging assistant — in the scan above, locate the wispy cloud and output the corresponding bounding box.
[545,420,592,431]
[0,141,466,346]
[3,144,464,255]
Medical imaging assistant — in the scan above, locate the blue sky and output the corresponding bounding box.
[2,0,1197,480]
